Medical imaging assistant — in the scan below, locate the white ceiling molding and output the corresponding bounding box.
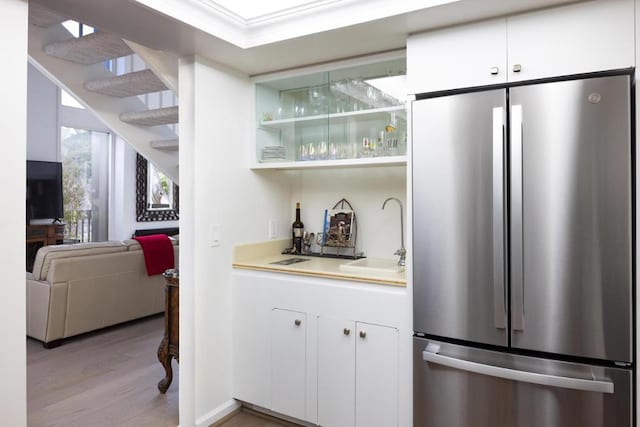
[195,0,348,25]
[244,0,458,47]
[134,0,460,48]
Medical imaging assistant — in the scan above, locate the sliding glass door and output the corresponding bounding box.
[61,127,110,242]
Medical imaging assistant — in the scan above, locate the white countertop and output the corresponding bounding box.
[232,239,406,287]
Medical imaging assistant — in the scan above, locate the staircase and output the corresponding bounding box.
[28,3,180,183]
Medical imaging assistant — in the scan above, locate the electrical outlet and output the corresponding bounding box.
[209,224,221,247]
[269,219,277,240]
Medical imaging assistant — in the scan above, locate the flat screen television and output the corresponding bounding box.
[26,160,64,222]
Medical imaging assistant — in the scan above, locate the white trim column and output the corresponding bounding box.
[178,55,196,426]
[0,0,28,424]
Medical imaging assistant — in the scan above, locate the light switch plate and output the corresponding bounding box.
[209,224,221,247]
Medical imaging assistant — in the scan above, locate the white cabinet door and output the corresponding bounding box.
[232,275,271,407]
[271,308,307,420]
[407,18,507,94]
[355,322,398,427]
[507,0,634,82]
[318,316,356,427]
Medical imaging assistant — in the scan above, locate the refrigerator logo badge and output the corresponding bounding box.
[588,93,602,104]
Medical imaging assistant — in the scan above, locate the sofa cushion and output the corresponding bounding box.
[32,241,127,281]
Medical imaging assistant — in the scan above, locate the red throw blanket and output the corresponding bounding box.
[133,234,175,276]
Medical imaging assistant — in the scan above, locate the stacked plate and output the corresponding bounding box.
[262,146,287,161]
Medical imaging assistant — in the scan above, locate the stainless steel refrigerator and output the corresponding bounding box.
[412,73,634,427]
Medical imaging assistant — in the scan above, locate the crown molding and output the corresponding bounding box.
[195,0,348,26]
[134,0,459,48]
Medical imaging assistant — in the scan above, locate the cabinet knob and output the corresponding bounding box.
[513,64,522,73]
[490,67,499,75]
[294,319,302,326]
[359,330,366,339]
[343,328,351,336]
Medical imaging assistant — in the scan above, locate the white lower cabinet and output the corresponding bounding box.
[354,322,398,427]
[318,317,399,427]
[232,272,406,426]
[318,317,356,427]
[270,308,307,420]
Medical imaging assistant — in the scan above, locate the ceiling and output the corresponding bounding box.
[34,0,583,76]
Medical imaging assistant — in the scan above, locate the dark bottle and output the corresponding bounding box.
[292,202,304,253]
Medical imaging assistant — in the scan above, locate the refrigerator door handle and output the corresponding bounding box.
[510,104,525,331]
[492,107,506,330]
[422,349,614,394]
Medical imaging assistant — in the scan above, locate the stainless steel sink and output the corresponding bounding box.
[339,257,404,276]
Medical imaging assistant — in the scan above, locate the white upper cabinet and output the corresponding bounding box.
[407,0,634,93]
[254,54,408,169]
[507,0,634,82]
[407,19,507,94]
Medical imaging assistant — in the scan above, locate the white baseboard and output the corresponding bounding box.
[196,399,241,427]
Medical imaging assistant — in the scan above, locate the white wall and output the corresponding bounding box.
[59,103,109,133]
[28,63,111,163]
[27,63,58,161]
[109,137,178,240]
[290,166,406,258]
[0,0,27,424]
[179,55,292,426]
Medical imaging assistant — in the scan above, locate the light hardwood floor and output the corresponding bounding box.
[27,315,297,427]
[27,315,178,427]
[218,409,292,427]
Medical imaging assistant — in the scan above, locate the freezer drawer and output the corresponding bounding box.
[413,338,632,427]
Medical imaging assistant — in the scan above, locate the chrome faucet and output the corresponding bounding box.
[382,197,406,267]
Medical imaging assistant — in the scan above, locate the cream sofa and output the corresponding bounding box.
[26,238,179,348]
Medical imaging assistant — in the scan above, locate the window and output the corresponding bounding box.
[61,127,111,242]
[61,20,94,38]
[60,88,85,109]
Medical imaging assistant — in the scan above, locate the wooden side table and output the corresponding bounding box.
[26,223,65,272]
[158,269,179,393]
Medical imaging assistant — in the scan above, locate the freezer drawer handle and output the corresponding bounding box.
[422,350,614,394]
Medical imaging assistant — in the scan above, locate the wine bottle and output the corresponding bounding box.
[292,202,304,253]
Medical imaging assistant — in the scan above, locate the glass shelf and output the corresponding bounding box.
[254,56,407,169]
[259,105,406,130]
[251,155,407,170]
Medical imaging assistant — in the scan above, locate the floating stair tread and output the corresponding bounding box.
[44,32,133,65]
[120,106,179,126]
[85,70,167,97]
[150,138,179,151]
[30,4,66,28]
